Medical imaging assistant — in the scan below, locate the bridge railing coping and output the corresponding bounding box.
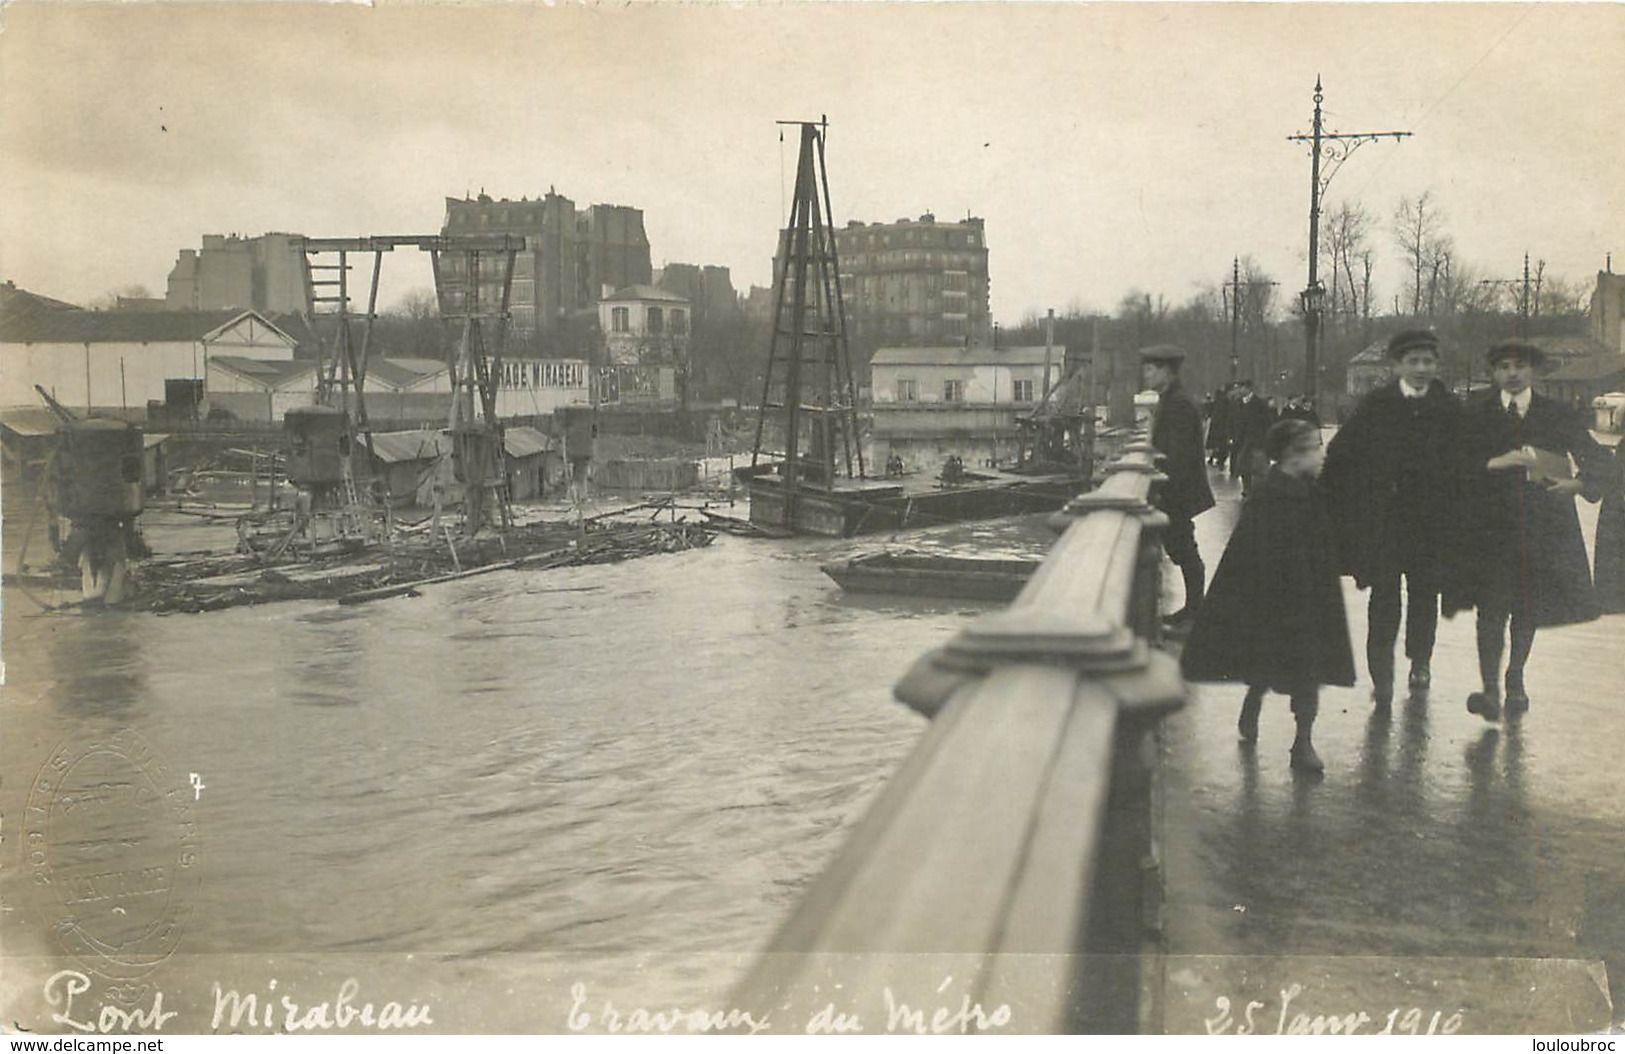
[731,427,1186,1034]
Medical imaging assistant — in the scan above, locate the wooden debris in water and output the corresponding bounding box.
[135,519,715,614]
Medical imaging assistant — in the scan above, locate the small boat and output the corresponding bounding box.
[820,550,1039,602]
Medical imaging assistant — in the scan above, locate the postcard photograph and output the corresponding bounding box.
[2,0,1623,1037]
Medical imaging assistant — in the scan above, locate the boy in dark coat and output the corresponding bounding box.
[1141,345,1216,628]
[1321,329,1461,707]
[1449,341,1611,721]
[1181,419,1356,773]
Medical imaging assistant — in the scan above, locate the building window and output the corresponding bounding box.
[897,378,918,402]
[943,379,964,403]
[1013,379,1035,403]
[612,307,630,333]
[670,308,687,334]
[647,306,664,333]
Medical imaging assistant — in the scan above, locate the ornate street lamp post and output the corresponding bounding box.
[1288,78,1410,409]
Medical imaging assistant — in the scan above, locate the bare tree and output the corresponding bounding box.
[1425,236,1456,316]
[1392,191,1446,316]
[384,288,447,359]
[1538,274,1590,317]
[1321,200,1372,327]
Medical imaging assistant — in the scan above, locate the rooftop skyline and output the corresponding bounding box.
[2,3,1620,324]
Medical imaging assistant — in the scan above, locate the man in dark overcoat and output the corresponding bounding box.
[1447,340,1610,720]
[1321,328,1461,706]
[1141,345,1215,627]
[1229,380,1275,492]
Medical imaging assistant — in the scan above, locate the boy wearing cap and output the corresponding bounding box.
[1181,418,1355,773]
[1141,345,1215,627]
[1450,340,1609,721]
[1321,329,1461,707]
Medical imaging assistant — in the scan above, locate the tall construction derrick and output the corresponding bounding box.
[750,119,865,527]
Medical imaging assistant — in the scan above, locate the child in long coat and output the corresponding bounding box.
[1181,419,1356,773]
[1447,341,1611,720]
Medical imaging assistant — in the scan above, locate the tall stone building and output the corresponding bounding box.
[655,263,737,329]
[823,213,992,356]
[165,233,307,315]
[437,191,651,350]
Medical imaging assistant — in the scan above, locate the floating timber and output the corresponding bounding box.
[820,550,1039,602]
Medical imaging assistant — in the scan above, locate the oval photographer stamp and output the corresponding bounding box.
[23,729,200,980]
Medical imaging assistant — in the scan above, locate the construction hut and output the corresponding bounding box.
[142,434,170,494]
[1346,342,1390,398]
[501,426,555,501]
[206,358,318,423]
[1539,351,1625,412]
[0,407,59,484]
[363,430,452,508]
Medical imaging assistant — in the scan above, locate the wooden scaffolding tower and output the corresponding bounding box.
[750,119,865,527]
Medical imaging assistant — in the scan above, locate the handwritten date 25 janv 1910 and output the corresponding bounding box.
[1204,983,1465,1036]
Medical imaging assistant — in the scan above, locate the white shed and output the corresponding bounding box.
[1,299,299,415]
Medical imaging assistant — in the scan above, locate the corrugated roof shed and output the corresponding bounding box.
[365,430,448,464]
[1,307,273,345]
[0,407,62,437]
[209,356,317,388]
[367,358,448,390]
[1349,342,1388,365]
[502,426,552,459]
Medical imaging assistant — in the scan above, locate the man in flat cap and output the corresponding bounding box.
[1141,345,1215,628]
[1448,339,1609,722]
[1322,328,1461,708]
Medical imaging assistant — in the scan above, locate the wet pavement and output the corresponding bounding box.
[1158,465,1624,1033]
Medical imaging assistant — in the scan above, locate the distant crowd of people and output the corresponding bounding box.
[1200,382,1321,494]
[1138,333,1625,775]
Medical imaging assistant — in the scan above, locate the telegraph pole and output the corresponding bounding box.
[1288,78,1411,406]
[1478,252,1540,337]
[1222,256,1278,385]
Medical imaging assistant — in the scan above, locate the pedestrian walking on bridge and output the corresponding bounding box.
[1321,329,1461,709]
[1181,419,1356,773]
[1141,345,1215,629]
[1448,340,1611,721]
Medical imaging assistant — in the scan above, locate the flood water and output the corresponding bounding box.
[0,503,1058,1030]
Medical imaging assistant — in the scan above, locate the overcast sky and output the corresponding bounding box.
[2,2,1621,324]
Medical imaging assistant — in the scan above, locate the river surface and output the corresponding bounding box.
[0,501,1058,1030]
